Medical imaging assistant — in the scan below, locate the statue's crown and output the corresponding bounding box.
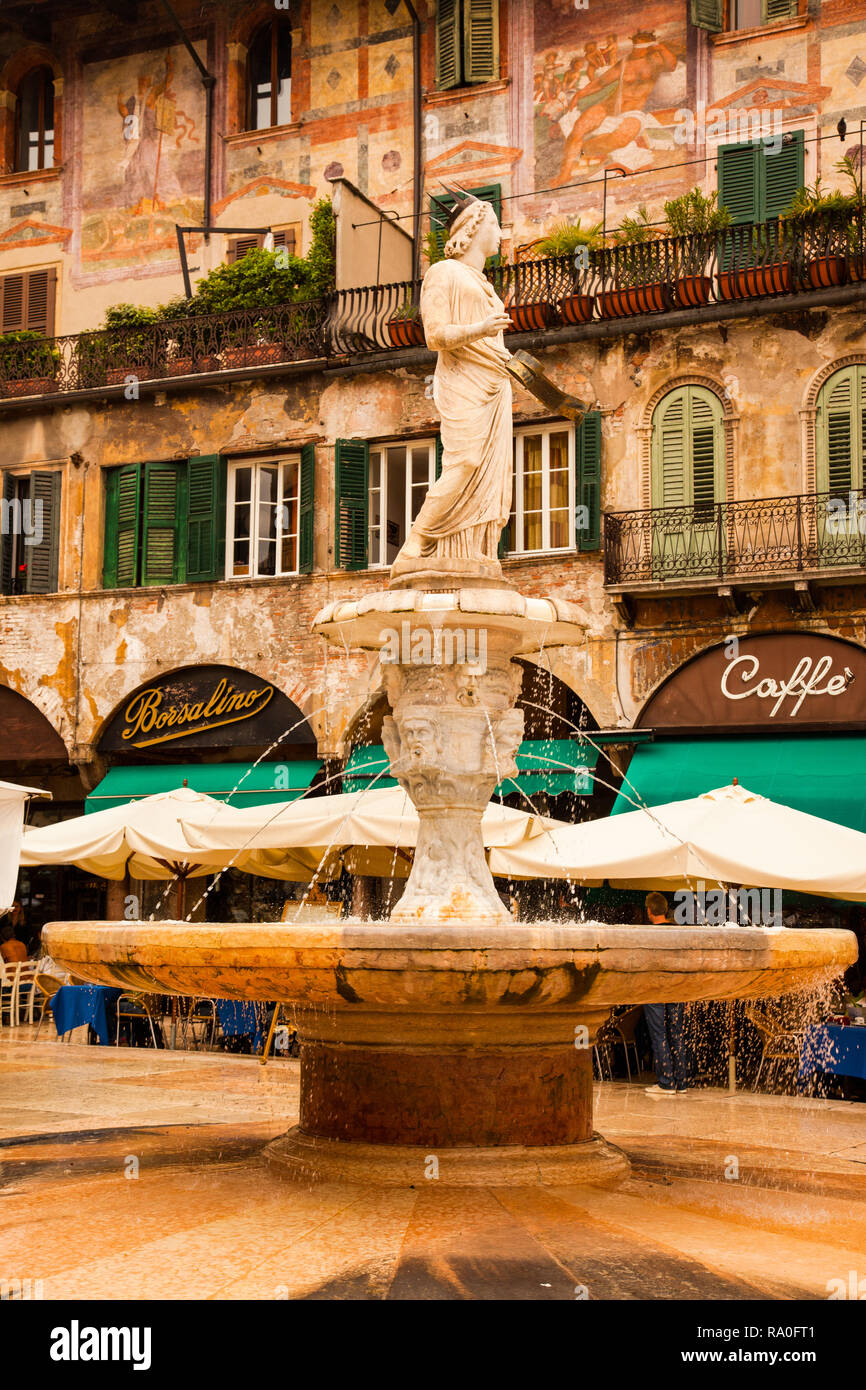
[430,183,481,235]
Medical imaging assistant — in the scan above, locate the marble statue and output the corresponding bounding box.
[390,193,514,587]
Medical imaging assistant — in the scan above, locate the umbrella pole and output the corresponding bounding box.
[168,874,186,1051]
[260,1003,281,1067]
[727,1000,737,1093]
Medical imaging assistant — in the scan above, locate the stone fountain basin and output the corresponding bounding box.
[43,921,856,1028]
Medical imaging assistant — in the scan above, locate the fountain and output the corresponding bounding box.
[43,191,857,1191]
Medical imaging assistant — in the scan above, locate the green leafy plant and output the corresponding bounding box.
[607,206,667,287]
[424,225,445,267]
[663,187,731,236]
[534,218,604,257]
[611,205,655,245]
[0,329,59,378]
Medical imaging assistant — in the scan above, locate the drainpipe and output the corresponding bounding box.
[402,0,423,281]
[157,0,216,242]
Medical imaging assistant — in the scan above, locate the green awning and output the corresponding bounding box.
[85,761,321,813]
[344,741,598,797]
[611,736,866,833]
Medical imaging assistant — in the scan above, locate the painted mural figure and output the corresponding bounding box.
[390,194,513,582]
[117,52,198,216]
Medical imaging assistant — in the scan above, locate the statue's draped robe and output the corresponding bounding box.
[397,259,513,563]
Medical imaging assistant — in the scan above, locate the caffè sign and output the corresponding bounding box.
[638,633,866,732]
[99,665,313,753]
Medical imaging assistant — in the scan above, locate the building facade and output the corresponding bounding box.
[2,0,866,920]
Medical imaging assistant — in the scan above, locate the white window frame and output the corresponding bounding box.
[368,438,437,569]
[225,454,301,580]
[507,422,576,557]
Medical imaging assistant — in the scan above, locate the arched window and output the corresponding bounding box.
[816,364,865,497]
[650,385,726,578]
[247,18,292,130]
[651,385,725,514]
[16,66,55,171]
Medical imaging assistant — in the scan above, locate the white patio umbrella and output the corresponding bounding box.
[180,784,557,875]
[0,779,50,911]
[18,785,301,916]
[488,781,866,901]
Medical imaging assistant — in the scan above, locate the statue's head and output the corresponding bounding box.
[436,189,502,262]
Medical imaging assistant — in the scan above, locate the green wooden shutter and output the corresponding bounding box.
[0,472,15,594]
[763,0,798,19]
[577,411,601,551]
[435,0,461,89]
[691,0,723,31]
[652,388,724,509]
[763,130,805,220]
[718,143,760,224]
[464,0,498,84]
[103,465,141,589]
[434,435,443,480]
[25,471,61,594]
[818,366,864,495]
[142,461,186,587]
[334,439,368,570]
[299,442,315,573]
[186,454,226,583]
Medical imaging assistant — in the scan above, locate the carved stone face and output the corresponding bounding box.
[399,714,441,766]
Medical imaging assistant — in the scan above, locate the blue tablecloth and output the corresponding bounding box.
[48,986,123,1046]
[215,1000,267,1051]
[799,1024,866,1083]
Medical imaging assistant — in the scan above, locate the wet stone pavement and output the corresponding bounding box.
[2,1036,866,1301]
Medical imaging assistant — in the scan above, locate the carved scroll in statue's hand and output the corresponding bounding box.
[505,350,590,422]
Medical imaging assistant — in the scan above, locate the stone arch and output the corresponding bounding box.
[0,682,68,764]
[0,46,64,174]
[639,375,739,510]
[801,355,866,494]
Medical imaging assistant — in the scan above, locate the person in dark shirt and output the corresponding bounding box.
[642,892,690,1096]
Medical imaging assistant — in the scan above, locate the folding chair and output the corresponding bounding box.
[34,973,62,1039]
[116,993,164,1049]
[180,997,217,1051]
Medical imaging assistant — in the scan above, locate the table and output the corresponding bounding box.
[48,985,123,1046]
[215,1000,267,1052]
[798,1023,866,1085]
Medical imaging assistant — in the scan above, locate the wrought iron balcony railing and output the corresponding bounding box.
[604,489,866,588]
[0,207,863,400]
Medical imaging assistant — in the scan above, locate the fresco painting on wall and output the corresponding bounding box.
[534,2,685,190]
[79,44,204,274]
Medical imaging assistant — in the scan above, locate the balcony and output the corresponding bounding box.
[604,490,866,615]
[1,208,864,405]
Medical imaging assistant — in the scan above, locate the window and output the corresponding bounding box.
[502,416,601,557]
[717,130,804,225]
[0,470,61,595]
[691,0,799,32]
[435,0,499,90]
[226,227,300,264]
[0,269,57,336]
[368,440,437,568]
[103,455,231,590]
[15,67,55,172]
[429,183,501,262]
[651,387,724,512]
[817,366,866,497]
[247,17,292,130]
[227,450,315,578]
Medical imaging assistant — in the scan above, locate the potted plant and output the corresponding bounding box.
[663,188,731,307]
[532,218,602,325]
[781,172,857,290]
[0,330,60,397]
[599,207,673,318]
[387,297,426,348]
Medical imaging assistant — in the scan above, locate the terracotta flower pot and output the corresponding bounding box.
[672,274,712,308]
[558,292,596,325]
[849,254,866,283]
[506,301,559,333]
[804,255,848,290]
[718,262,793,300]
[106,365,149,385]
[388,318,425,349]
[222,343,287,368]
[598,282,672,318]
[1,376,57,398]
[164,355,220,377]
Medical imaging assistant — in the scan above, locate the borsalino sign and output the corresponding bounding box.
[99,665,313,753]
[637,633,866,732]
